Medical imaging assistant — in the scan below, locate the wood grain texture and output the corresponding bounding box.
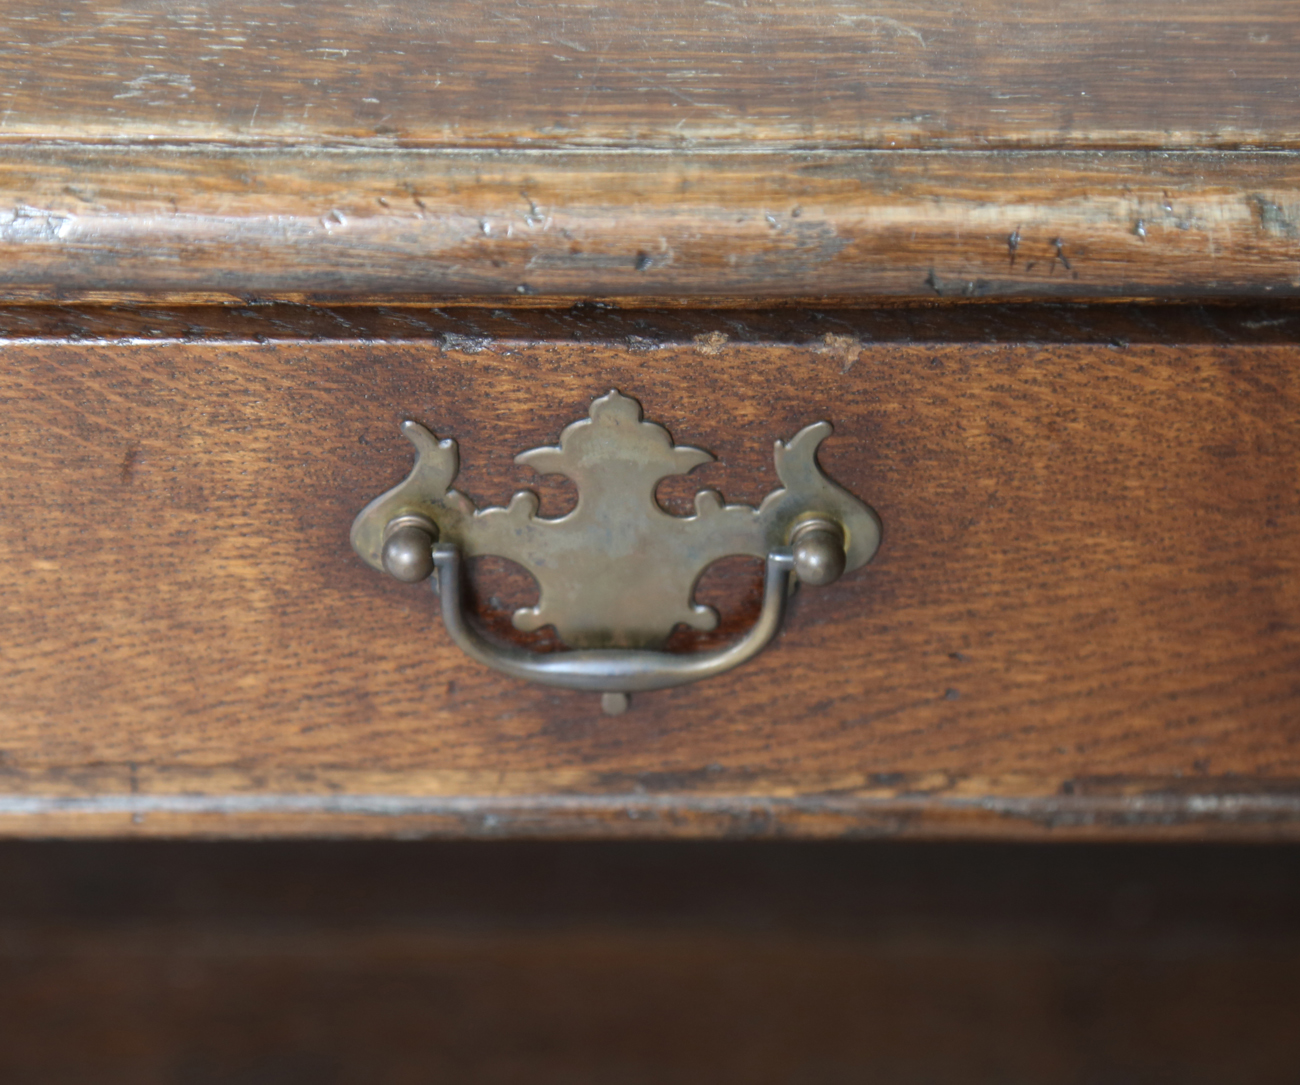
[2,840,1299,1084]
[0,310,1296,837]
[0,0,1296,150]
[0,147,1297,304]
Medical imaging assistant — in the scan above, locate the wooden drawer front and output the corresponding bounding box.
[1,314,1297,838]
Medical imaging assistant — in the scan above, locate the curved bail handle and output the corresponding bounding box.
[431,544,795,699]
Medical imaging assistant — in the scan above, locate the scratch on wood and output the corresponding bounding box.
[833,12,926,47]
[119,446,142,484]
[817,331,862,371]
[1251,195,1299,238]
[693,330,729,354]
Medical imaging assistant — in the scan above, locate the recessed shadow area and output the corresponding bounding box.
[2,302,1298,346]
[0,841,1297,1085]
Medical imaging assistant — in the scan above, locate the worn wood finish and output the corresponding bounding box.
[2,840,1300,1083]
[1,312,1297,837]
[0,1,1295,305]
[0,147,1297,304]
[0,0,1297,150]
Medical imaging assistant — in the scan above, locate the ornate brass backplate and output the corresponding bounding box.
[352,390,880,712]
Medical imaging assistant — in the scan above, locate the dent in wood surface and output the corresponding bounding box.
[0,0,1296,149]
[0,325,1297,837]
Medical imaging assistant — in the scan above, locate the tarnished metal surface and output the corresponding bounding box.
[352,389,880,650]
[430,543,797,695]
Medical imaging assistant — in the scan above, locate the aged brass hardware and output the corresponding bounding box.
[352,390,880,711]
[381,514,439,583]
[789,518,847,586]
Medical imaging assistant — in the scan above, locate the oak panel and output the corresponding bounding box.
[0,317,1296,836]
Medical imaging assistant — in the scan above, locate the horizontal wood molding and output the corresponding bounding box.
[1,789,1299,840]
[0,147,1296,303]
[0,0,1296,151]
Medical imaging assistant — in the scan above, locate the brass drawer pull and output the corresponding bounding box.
[430,543,795,716]
[352,391,880,712]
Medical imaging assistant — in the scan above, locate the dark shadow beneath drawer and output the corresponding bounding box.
[0,840,1297,1084]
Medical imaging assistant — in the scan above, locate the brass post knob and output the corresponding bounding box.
[790,519,847,586]
[381,515,439,583]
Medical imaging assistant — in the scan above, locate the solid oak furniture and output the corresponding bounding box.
[0,0,1297,839]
